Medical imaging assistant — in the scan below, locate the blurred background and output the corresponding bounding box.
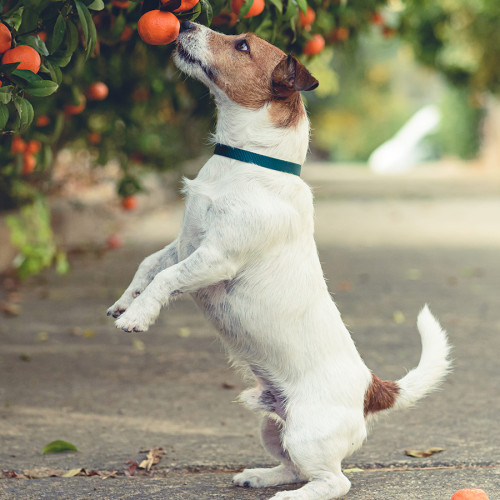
[0,0,499,277]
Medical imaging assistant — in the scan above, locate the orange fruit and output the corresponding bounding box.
[0,23,12,54]
[11,136,27,154]
[335,27,349,41]
[65,96,86,116]
[112,0,130,7]
[107,234,122,249]
[0,81,2,88]
[87,82,109,100]
[2,45,41,73]
[36,115,50,127]
[303,34,325,56]
[371,13,383,25]
[88,131,102,145]
[121,195,138,211]
[173,0,199,12]
[22,153,36,175]
[37,31,47,42]
[299,7,315,28]
[120,25,134,42]
[137,10,180,45]
[26,139,41,154]
[231,0,265,18]
[450,489,489,500]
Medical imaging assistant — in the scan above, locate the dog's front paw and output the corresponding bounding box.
[107,295,134,318]
[114,298,160,333]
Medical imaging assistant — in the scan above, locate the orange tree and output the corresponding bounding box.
[0,0,388,277]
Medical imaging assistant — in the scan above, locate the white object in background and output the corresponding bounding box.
[369,105,441,174]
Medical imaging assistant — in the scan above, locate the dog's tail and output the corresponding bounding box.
[364,305,451,417]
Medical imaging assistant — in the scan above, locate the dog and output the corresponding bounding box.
[107,21,451,499]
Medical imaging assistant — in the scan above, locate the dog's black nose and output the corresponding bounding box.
[180,21,195,33]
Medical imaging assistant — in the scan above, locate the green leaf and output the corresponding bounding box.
[13,97,34,132]
[268,0,283,14]
[49,14,67,54]
[285,0,298,20]
[41,61,63,85]
[0,85,14,104]
[87,0,105,10]
[239,0,255,19]
[11,69,44,85]
[47,52,73,68]
[200,0,213,26]
[66,21,79,55]
[186,1,202,21]
[25,80,59,97]
[0,103,9,130]
[19,8,39,33]
[17,35,50,57]
[0,62,21,75]
[41,440,79,454]
[75,1,89,50]
[296,0,307,15]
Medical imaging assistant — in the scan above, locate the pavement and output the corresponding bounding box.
[1,161,499,499]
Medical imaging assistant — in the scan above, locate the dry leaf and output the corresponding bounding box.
[0,302,21,317]
[61,468,84,477]
[337,281,352,292]
[83,329,95,338]
[132,339,145,352]
[343,467,363,473]
[393,310,406,324]
[36,332,49,342]
[177,327,191,337]
[125,460,139,476]
[405,269,422,281]
[101,470,118,480]
[405,447,444,458]
[139,447,166,471]
[23,468,65,478]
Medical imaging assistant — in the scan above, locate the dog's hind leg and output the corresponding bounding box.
[267,408,365,500]
[233,416,306,488]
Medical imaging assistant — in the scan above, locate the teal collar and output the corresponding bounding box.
[214,143,301,177]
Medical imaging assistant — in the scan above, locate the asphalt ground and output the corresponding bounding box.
[1,162,499,499]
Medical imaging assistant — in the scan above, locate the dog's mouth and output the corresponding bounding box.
[175,43,217,82]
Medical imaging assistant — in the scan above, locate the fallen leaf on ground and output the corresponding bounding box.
[101,470,118,480]
[337,281,352,291]
[36,332,49,342]
[125,460,139,476]
[23,468,65,478]
[342,467,363,473]
[132,339,145,352]
[139,447,166,471]
[405,447,444,458]
[2,469,28,479]
[393,310,406,324]
[0,302,21,317]
[41,440,79,455]
[61,468,84,477]
[177,327,191,337]
[405,269,422,280]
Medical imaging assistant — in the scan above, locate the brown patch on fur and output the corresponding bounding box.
[268,94,305,128]
[208,32,284,109]
[207,32,317,128]
[364,372,400,416]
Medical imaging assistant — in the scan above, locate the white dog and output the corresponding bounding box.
[107,22,451,500]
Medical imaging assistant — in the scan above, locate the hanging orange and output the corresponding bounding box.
[137,10,180,45]
[87,82,109,101]
[299,7,315,28]
[2,45,41,73]
[303,34,325,56]
[0,23,11,54]
[231,0,265,18]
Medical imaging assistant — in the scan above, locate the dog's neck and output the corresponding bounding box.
[212,97,310,166]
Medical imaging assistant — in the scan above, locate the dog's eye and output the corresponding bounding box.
[235,40,250,53]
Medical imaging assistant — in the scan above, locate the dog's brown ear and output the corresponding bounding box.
[272,55,319,98]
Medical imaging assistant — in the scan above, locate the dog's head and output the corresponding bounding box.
[174,22,318,127]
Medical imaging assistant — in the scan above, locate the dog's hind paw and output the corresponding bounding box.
[233,465,304,488]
